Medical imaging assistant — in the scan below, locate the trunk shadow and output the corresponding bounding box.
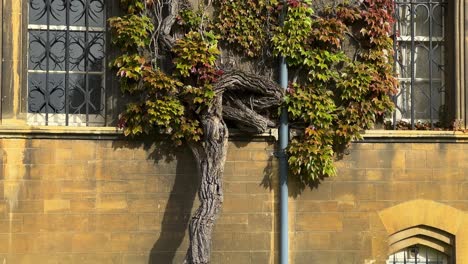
[148,147,199,264]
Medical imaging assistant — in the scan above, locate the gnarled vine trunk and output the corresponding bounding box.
[183,71,283,263]
[184,96,228,264]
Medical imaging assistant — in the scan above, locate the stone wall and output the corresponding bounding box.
[0,137,277,264]
[1,136,468,264]
[289,141,468,264]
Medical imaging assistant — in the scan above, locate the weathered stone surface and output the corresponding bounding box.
[0,136,467,264]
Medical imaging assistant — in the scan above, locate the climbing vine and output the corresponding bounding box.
[109,0,397,202]
[272,0,396,181]
[109,0,396,262]
[215,0,279,57]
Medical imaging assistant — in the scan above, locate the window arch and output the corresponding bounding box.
[386,225,455,264]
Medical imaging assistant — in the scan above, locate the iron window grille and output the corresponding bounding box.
[387,245,450,264]
[393,0,448,129]
[27,0,106,126]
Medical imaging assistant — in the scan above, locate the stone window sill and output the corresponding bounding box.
[362,130,468,142]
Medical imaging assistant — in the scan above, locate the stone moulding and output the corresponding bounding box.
[379,199,468,264]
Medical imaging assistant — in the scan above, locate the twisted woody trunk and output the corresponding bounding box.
[185,96,228,263]
[184,72,283,263]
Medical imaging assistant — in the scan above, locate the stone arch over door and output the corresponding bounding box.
[378,200,468,264]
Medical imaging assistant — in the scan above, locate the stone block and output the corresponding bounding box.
[128,232,160,252]
[0,219,22,233]
[60,180,96,194]
[375,182,418,201]
[432,168,465,181]
[295,182,332,201]
[129,199,158,213]
[13,200,43,213]
[294,251,338,264]
[222,194,272,213]
[70,199,95,212]
[342,212,370,231]
[250,252,273,264]
[365,169,393,181]
[248,213,273,232]
[331,232,368,250]
[293,232,331,250]
[251,149,271,161]
[296,201,338,212]
[296,213,343,231]
[56,148,73,162]
[110,233,131,251]
[405,150,427,168]
[393,168,431,181]
[71,233,111,252]
[93,214,138,232]
[250,232,271,250]
[332,183,376,201]
[97,181,128,193]
[71,141,97,161]
[44,199,70,213]
[96,199,128,212]
[211,252,251,264]
[37,232,73,252]
[226,149,251,161]
[30,149,55,165]
[138,213,162,231]
[70,253,122,264]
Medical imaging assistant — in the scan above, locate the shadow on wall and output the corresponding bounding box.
[257,138,330,198]
[148,145,199,263]
[112,139,199,263]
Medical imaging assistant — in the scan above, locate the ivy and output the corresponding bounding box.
[272,0,397,181]
[110,0,397,183]
[215,0,279,57]
[108,15,154,49]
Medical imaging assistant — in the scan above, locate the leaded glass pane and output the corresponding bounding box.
[29,30,47,70]
[50,0,67,26]
[29,0,47,25]
[70,0,86,26]
[68,74,103,115]
[28,73,66,113]
[88,0,105,27]
[87,32,105,71]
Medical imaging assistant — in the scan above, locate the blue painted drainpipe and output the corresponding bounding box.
[279,55,289,264]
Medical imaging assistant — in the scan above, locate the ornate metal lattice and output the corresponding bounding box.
[393,0,447,129]
[28,0,105,126]
[387,245,449,264]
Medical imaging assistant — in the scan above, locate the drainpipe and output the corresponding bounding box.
[279,55,289,263]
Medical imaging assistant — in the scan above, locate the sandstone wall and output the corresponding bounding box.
[0,137,277,264]
[0,136,467,264]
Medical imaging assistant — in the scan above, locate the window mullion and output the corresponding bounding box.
[84,0,90,126]
[65,0,70,126]
[429,0,434,128]
[45,0,50,125]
